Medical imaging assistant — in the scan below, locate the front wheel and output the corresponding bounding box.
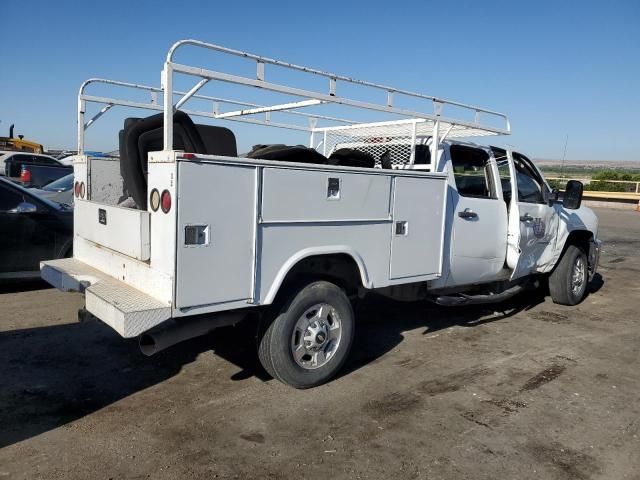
[258,281,354,388]
[549,245,588,306]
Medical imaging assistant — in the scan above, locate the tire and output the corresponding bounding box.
[549,245,588,306]
[257,281,354,389]
[256,311,280,382]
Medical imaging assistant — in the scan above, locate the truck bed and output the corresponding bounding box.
[43,153,448,336]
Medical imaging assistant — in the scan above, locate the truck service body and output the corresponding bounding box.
[41,40,601,388]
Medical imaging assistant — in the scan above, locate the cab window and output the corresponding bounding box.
[450,146,496,199]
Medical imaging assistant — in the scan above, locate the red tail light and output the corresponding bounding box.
[20,168,31,184]
[160,190,171,213]
[74,181,81,198]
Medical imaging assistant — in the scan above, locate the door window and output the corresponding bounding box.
[0,184,23,212]
[513,154,545,203]
[450,146,496,199]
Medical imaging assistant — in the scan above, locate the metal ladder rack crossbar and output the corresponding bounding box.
[77,78,359,153]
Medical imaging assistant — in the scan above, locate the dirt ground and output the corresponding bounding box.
[1,207,639,480]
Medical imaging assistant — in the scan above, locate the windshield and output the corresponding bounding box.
[43,173,74,192]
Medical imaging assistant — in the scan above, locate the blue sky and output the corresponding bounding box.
[1,0,638,161]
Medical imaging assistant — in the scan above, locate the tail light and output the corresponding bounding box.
[20,167,31,184]
[74,181,81,198]
[149,189,160,211]
[80,182,85,199]
[160,190,171,213]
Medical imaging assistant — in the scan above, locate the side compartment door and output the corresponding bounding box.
[507,151,558,278]
[175,162,257,309]
[390,176,446,280]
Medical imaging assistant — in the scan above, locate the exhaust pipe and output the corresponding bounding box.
[9,124,14,138]
[139,312,246,356]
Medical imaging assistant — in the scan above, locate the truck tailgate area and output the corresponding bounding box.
[74,200,151,261]
[41,258,170,337]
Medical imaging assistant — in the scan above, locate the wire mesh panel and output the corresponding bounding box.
[319,118,501,169]
[322,121,424,168]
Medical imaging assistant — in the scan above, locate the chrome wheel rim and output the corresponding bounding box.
[571,255,586,296]
[291,303,342,370]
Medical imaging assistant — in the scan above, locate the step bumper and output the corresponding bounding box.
[41,258,171,338]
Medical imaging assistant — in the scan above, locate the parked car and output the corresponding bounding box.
[0,176,73,280]
[17,163,73,188]
[29,173,74,205]
[0,151,67,177]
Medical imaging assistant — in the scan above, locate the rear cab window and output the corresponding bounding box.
[33,155,59,166]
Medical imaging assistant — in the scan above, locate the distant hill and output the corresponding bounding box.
[534,159,640,170]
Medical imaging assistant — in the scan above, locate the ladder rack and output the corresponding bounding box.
[78,39,511,167]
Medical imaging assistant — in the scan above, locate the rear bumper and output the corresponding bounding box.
[41,258,171,338]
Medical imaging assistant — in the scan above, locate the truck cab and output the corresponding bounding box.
[433,142,599,297]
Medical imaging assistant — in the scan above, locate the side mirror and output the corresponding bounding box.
[563,180,583,210]
[10,201,38,214]
[545,187,560,206]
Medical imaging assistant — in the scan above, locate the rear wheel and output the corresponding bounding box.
[549,245,588,306]
[257,281,354,388]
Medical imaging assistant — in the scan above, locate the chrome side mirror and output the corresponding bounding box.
[563,180,583,210]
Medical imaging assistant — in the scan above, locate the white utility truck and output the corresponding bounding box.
[41,40,601,388]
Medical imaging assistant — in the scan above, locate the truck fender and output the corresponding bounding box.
[539,205,598,273]
[263,246,371,304]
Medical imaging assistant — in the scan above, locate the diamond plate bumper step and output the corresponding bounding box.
[41,258,171,338]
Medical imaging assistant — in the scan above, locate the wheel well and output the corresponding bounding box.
[564,230,593,255]
[279,253,364,297]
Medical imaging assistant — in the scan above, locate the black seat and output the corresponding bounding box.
[328,148,375,168]
[196,125,237,157]
[246,144,328,165]
[413,144,431,165]
[121,111,205,209]
[119,111,238,209]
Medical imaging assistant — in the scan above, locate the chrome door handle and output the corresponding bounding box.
[520,213,534,222]
[458,208,478,219]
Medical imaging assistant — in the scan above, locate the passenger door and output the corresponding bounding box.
[0,184,26,274]
[444,145,508,286]
[0,183,60,275]
[504,151,558,278]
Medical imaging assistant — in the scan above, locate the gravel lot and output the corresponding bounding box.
[1,207,639,479]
